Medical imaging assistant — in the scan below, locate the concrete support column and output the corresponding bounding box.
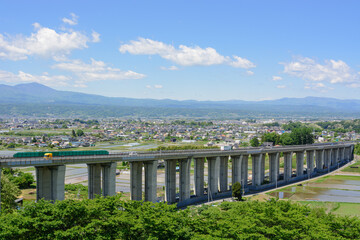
[296,151,305,177]
[260,155,265,184]
[324,149,331,169]
[252,154,263,186]
[283,152,293,181]
[101,162,117,197]
[334,148,339,164]
[340,147,345,161]
[269,152,279,183]
[344,147,350,161]
[207,157,219,195]
[130,161,143,201]
[194,157,205,197]
[241,155,249,186]
[144,160,158,202]
[306,150,315,176]
[36,165,65,202]
[179,158,191,202]
[232,155,242,185]
[219,156,229,192]
[351,145,355,161]
[87,164,102,199]
[330,149,336,166]
[315,149,324,170]
[165,159,177,203]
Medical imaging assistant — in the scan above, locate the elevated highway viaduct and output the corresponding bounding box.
[0,143,355,210]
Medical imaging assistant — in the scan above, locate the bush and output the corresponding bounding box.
[232,182,242,201]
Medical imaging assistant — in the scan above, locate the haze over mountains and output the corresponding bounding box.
[0,83,360,119]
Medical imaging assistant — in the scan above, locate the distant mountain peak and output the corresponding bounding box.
[13,82,56,93]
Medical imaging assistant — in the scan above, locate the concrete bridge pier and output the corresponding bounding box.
[88,163,102,199]
[295,151,305,177]
[351,145,355,160]
[144,160,158,202]
[232,155,242,185]
[344,147,350,161]
[260,155,265,184]
[269,152,279,183]
[306,150,315,176]
[241,155,249,186]
[333,148,339,165]
[315,149,324,170]
[130,161,143,201]
[88,162,117,199]
[207,157,220,195]
[102,162,117,197]
[324,149,331,169]
[165,159,177,203]
[283,152,293,181]
[252,154,263,186]
[194,157,205,197]
[36,165,65,202]
[179,158,191,202]
[339,147,345,162]
[219,156,228,192]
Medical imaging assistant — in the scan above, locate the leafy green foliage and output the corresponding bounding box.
[261,132,281,145]
[290,127,314,145]
[232,182,242,201]
[262,127,314,146]
[354,143,360,155]
[317,119,360,133]
[0,174,21,212]
[76,129,84,136]
[0,197,359,239]
[2,168,34,189]
[250,137,260,147]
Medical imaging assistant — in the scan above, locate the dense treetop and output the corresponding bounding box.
[0,196,359,239]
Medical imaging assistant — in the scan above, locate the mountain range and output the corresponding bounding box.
[0,82,360,119]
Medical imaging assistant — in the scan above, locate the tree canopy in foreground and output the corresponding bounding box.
[0,196,359,239]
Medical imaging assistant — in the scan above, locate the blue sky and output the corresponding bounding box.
[0,1,360,101]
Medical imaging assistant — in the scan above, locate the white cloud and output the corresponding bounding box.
[0,70,70,87]
[229,56,256,69]
[119,38,255,68]
[160,65,178,71]
[246,70,254,76]
[62,13,78,26]
[347,83,360,88]
[276,85,286,89]
[92,31,100,43]
[53,58,145,85]
[282,57,360,87]
[304,82,334,92]
[146,84,163,89]
[0,20,96,60]
[272,76,282,81]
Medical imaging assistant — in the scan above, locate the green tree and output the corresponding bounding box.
[290,127,314,145]
[232,182,242,201]
[76,129,84,137]
[261,132,280,145]
[71,129,76,137]
[250,137,260,147]
[0,174,21,212]
[280,132,294,145]
[355,143,360,155]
